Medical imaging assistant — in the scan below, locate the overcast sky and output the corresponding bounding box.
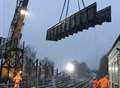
[0,0,120,70]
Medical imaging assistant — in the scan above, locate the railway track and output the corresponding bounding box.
[0,75,92,88]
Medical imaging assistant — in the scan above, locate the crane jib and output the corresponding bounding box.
[9,0,29,46]
[0,0,29,80]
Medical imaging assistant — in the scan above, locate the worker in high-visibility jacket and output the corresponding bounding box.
[98,75,110,88]
[13,71,23,88]
[93,79,98,88]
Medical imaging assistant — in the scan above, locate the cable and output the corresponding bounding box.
[66,0,70,18]
[81,0,85,8]
[59,0,67,22]
[77,0,80,11]
[59,0,86,22]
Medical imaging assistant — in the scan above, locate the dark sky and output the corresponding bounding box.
[0,0,120,70]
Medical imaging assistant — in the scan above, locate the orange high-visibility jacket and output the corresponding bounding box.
[13,73,22,84]
[98,77,110,88]
[93,80,98,88]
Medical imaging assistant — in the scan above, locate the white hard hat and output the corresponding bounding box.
[19,71,22,74]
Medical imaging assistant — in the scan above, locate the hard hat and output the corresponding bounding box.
[105,75,109,78]
[93,76,96,80]
[19,71,22,75]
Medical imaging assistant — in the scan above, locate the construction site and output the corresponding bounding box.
[0,0,120,88]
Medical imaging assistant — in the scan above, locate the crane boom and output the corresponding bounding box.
[0,0,29,81]
[8,0,29,48]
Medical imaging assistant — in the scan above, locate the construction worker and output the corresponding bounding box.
[98,75,110,88]
[93,78,98,88]
[13,71,23,88]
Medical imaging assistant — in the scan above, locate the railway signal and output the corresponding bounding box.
[46,3,111,41]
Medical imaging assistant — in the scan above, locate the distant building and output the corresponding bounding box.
[108,35,120,88]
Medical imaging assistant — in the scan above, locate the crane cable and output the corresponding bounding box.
[65,0,70,18]
[59,0,85,22]
[59,0,67,22]
[77,0,81,11]
[81,0,85,8]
